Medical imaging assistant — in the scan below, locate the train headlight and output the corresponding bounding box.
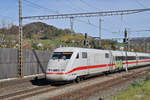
[48,69,64,72]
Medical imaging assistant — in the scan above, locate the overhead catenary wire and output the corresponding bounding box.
[75,18,112,33]
[134,0,147,8]
[23,0,97,31]
[65,0,104,33]
[0,1,18,23]
[77,0,111,41]
[117,15,127,38]
[23,0,60,14]
[63,2,81,13]
[112,29,150,40]
[0,14,17,22]
[66,0,89,12]
[22,7,150,38]
[79,0,101,11]
[20,1,150,40]
[22,8,150,20]
[23,0,109,34]
[113,29,150,33]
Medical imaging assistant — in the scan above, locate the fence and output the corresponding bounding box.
[0,48,51,80]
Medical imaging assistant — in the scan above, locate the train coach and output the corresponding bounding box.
[46,47,150,82]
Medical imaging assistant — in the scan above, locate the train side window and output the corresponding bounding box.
[82,52,87,58]
[76,53,79,59]
[105,53,109,58]
[139,56,149,60]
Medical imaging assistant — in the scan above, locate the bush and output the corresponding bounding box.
[145,72,150,81]
[131,81,144,88]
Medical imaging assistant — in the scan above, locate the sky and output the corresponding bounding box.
[0,0,150,40]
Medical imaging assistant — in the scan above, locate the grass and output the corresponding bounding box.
[24,36,84,50]
[111,73,150,100]
[55,34,86,41]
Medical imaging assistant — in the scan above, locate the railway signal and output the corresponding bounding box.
[84,33,89,47]
[123,29,128,44]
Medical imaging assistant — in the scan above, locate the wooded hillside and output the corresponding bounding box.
[0,22,73,39]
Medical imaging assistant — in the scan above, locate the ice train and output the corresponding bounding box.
[46,47,150,82]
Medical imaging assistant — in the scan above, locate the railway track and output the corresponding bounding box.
[47,67,150,100]
[0,84,54,100]
[0,66,149,100]
[0,80,75,100]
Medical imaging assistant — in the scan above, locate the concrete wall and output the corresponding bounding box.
[0,48,51,79]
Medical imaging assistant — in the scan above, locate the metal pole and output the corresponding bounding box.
[18,0,23,78]
[148,44,149,53]
[124,29,128,72]
[125,45,128,72]
[148,44,150,53]
[145,43,147,53]
[99,17,101,47]
[128,36,130,51]
[70,17,74,33]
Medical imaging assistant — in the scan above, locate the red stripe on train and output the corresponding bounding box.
[46,60,150,75]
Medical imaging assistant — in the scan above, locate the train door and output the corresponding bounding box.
[87,52,94,74]
[87,52,94,65]
[81,52,88,75]
[73,52,80,66]
[73,52,88,76]
[109,51,115,71]
[121,51,124,69]
[135,52,138,67]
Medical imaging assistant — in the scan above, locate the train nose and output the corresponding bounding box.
[46,72,68,81]
[46,59,69,81]
[46,68,67,81]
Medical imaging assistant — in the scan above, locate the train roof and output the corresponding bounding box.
[54,47,107,53]
[54,47,150,55]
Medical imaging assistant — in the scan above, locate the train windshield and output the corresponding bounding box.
[51,52,73,59]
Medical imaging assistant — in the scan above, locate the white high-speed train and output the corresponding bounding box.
[46,47,150,82]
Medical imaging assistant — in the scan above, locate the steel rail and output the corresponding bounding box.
[0,85,55,100]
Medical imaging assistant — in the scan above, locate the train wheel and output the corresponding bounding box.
[75,76,81,83]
